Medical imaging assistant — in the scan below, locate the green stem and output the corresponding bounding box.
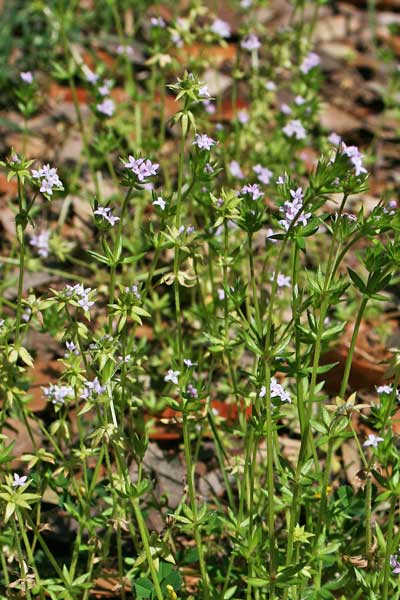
[383,496,396,599]
[182,414,211,600]
[131,498,164,600]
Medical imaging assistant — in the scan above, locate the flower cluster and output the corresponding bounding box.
[94,206,120,227]
[81,377,106,400]
[210,18,231,38]
[253,164,272,185]
[259,378,291,403]
[279,187,311,231]
[341,143,367,177]
[241,34,261,51]
[241,183,263,201]
[97,98,115,117]
[30,230,50,258]
[229,160,244,179]
[391,552,400,575]
[123,155,159,182]
[31,164,63,196]
[43,383,74,405]
[283,120,306,140]
[300,52,320,74]
[65,283,95,313]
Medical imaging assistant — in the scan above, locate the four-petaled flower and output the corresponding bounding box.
[164,369,180,385]
[12,473,28,488]
[97,98,115,117]
[363,434,384,448]
[193,133,216,151]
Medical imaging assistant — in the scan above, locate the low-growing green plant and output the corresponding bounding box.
[0,1,400,599]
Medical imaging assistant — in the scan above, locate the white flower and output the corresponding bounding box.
[300,52,320,74]
[164,369,180,385]
[193,133,216,150]
[97,98,115,117]
[20,71,33,84]
[229,160,244,179]
[184,358,197,367]
[210,18,231,38]
[30,230,51,258]
[283,119,306,140]
[153,196,166,210]
[376,385,393,395]
[363,434,384,448]
[12,473,28,487]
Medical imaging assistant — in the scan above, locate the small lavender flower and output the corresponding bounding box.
[81,377,106,400]
[241,183,263,201]
[390,552,400,575]
[210,18,231,38]
[86,70,99,84]
[270,378,291,403]
[193,133,216,151]
[94,206,120,227]
[253,164,272,185]
[276,175,288,185]
[265,81,276,91]
[280,103,292,115]
[123,155,159,182]
[328,132,341,146]
[259,379,291,403]
[116,45,135,58]
[241,34,261,51]
[283,119,306,140]
[300,52,320,74]
[22,307,32,322]
[217,288,225,301]
[237,110,249,124]
[184,358,197,367]
[171,31,183,47]
[203,99,216,114]
[276,273,291,288]
[97,98,115,117]
[150,16,166,27]
[43,383,74,405]
[30,230,50,258]
[153,196,166,211]
[98,79,112,96]
[363,434,384,448]
[199,85,210,98]
[12,473,28,487]
[20,71,33,84]
[295,95,305,105]
[164,369,180,385]
[376,384,393,395]
[229,160,244,179]
[65,341,79,357]
[186,383,198,398]
[125,284,140,299]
